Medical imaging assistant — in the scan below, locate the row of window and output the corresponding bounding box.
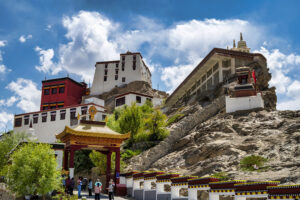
[44,87,65,95]
[42,104,64,110]
[115,96,151,107]
[104,60,137,72]
[104,76,126,82]
[14,106,89,127]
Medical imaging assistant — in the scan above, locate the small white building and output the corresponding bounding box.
[90,52,152,96]
[115,92,162,108]
[13,103,107,143]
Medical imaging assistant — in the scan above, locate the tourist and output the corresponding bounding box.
[65,176,71,194]
[77,177,83,198]
[107,179,115,200]
[70,177,75,195]
[95,178,102,187]
[82,177,88,191]
[88,179,93,196]
[94,182,102,200]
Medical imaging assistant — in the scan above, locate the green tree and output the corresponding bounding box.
[7,142,61,199]
[118,103,143,145]
[0,131,27,176]
[74,150,95,174]
[89,151,126,175]
[144,109,169,141]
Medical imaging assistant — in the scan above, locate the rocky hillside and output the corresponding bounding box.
[126,104,300,184]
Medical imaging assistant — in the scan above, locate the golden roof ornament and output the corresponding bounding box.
[89,106,97,121]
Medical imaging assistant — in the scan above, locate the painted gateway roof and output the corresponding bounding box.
[56,121,130,140]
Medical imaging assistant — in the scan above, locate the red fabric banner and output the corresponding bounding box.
[252,70,256,84]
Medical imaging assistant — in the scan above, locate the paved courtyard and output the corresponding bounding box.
[74,190,132,200]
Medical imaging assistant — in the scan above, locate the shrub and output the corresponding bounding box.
[211,172,230,180]
[167,113,184,126]
[121,149,142,161]
[240,155,268,171]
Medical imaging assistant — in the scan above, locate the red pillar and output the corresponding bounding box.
[69,148,75,168]
[63,149,69,170]
[106,151,112,192]
[115,149,120,184]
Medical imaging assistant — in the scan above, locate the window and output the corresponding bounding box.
[58,104,64,108]
[105,69,108,75]
[44,89,50,95]
[70,108,76,119]
[115,69,119,74]
[122,62,125,71]
[133,55,136,60]
[122,77,126,82]
[146,98,152,103]
[42,112,47,122]
[207,69,212,77]
[59,87,65,93]
[116,63,119,68]
[51,111,56,121]
[104,76,107,82]
[43,106,48,110]
[136,96,141,103]
[60,110,66,120]
[24,115,29,125]
[14,118,22,127]
[201,75,206,83]
[133,61,136,70]
[214,71,219,85]
[81,106,87,120]
[105,64,108,68]
[50,105,56,109]
[102,114,107,120]
[122,56,125,61]
[213,63,219,71]
[115,75,118,80]
[116,97,125,107]
[33,114,38,124]
[52,88,57,94]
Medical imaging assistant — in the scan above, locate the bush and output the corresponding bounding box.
[240,155,268,171]
[211,172,230,180]
[167,113,184,126]
[121,149,142,161]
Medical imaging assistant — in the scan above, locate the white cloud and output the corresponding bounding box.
[160,60,200,93]
[46,24,52,31]
[0,112,14,132]
[19,34,32,43]
[6,78,40,112]
[0,96,17,107]
[35,46,55,73]
[0,64,11,75]
[0,40,7,47]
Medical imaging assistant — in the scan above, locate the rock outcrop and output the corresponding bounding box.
[126,108,300,184]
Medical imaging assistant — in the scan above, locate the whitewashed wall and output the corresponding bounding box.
[13,104,106,143]
[225,93,264,113]
[90,54,152,95]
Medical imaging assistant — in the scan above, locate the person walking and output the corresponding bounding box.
[82,177,88,191]
[77,177,83,199]
[94,182,102,200]
[107,179,115,200]
[88,179,93,197]
[70,177,75,195]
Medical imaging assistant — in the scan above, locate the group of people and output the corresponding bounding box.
[63,176,115,200]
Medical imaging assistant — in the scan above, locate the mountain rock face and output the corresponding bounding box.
[126,106,300,184]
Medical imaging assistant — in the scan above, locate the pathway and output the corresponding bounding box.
[74,190,132,200]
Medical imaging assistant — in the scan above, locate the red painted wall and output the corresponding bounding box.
[40,78,87,111]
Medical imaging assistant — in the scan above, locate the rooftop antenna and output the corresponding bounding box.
[233,40,236,48]
[240,32,243,41]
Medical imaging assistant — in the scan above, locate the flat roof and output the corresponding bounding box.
[115,91,153,99]
[42,77,86,87]
[165,48,266,106]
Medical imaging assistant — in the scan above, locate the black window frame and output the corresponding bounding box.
[52,88,57,94]
[60,110,66,120]
[44,89,50,95]
[50,111,56,121]
[136,96,141,103]
[59,87,65,93]
[14,118,22,127]
[104,76,107,82]
[24,115,29,125]
[122,77,126,82]
[42,113,47,123]
[116,97,125,107]
[33,114,39,124]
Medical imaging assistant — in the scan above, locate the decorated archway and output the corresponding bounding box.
[56,120,130,190]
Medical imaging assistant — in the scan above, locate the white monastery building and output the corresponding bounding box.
[90,51,152,96]
[115,92,164,108]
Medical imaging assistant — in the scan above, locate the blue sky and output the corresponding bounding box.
[1,0,300,131]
